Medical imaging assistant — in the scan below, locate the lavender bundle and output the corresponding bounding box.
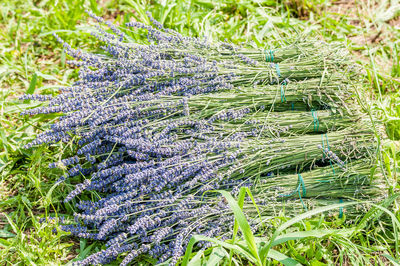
[58,127,375,201]
[253,158,385,200]
[60,159,384,265]
[20,80,358,151]
[19,11,383,265]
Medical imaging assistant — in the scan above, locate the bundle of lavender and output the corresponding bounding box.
[19,11,384,265]
[59,159,384,265]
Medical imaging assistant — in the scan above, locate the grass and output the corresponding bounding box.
[0,0,399,265]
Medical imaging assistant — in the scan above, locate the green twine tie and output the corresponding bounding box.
[278,173,307,211]
[298,174,308,211]
[280,80,287,103]
[264,49,274,62]
[339,198,344,218]
[298,173,306,197]
[324,133,330,150]
[275,63,281,77]
[311,109,319,132]
[280,85,286,102]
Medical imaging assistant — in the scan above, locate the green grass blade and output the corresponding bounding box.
[382,254,400,266]
[181,234,256,265]
[217,189,262,265]
[367,200,400,258]
[123,0,150,24]
[260,201,360,263]
[269,228,355,247]
[267,249,302,266]
[206,246,227,266]
[355,193,399,232]
[185,248,204,266]
[26,73,37,95]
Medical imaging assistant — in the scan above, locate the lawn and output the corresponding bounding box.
[0,0,399,265]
